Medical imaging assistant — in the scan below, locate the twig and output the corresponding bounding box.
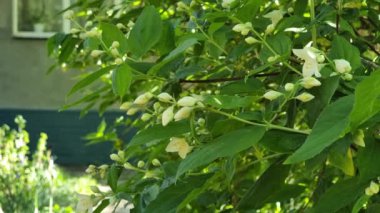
[179,72,280,83]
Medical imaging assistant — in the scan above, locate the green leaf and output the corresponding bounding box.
[128,120,190,147]
[238,162,303,210]
[100,22,128,54]
[127,6,162,58]
[236,0,262,22]
[285,95,355,164]
[357,136,380,182]
[352,195,370,213]
[108,165,122,192]
[155,21,175,55]
[202,95,259,109]
[176,127,266,178]
[259,130,306,153]
[145,174,212,213]
[68,66,115,96]
[328,35,361,70]
[328,145,355,176]
[59,35,80,63]
[220,78,264,95]
[111,64,133,97]
[305,75,340,126]
[93,199,110,213]
[311,178,366,212]
[149,38,199,75]
[259,33,292,62]
[350,70,380,129]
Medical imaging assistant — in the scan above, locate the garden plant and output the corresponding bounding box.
[48,0,380,212]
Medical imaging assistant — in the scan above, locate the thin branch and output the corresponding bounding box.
[179,72,280,83]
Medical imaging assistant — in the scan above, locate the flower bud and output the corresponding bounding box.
[334,59,352,74]
[366,187,374,196]
[157,92,174,103]
[111,41,120,49]
[110,48,120,57]
[141,113,152,122]
[110,153,122,162]
[174,107,193,121]
[127,107,139,115]
[114,58,123,65]
[263,90,282,101]
[267,55,279,62]
[117,150,125,159]
[70,28,80,34]
[120,102,133,110]
[353,129,365,147]
[370,181,379,194]
[84,21,93,28]
[123,162,134,170]
[153,102,162,111]
[343,73,353,81]
[98,164,109,171]
[197,118,206,126]
[317,54,325,63]
[137,160,145,168]
[265,24,275,34]
[127,21,135,28]
[134,92,153,105]
[63,10,74,19]
[116,23,126,29]
[284,83,295,91]
[300,77,321,89]
[287,7,294,13]
[90,50,104,58]
[85,165,96,174]
[295,92,315,102]
[245,36,259,44]
[222,0,235,8]
[162,106,174,126]
[177,96,197,107]
[152,159,161,167]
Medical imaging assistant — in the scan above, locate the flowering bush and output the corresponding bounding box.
[0,116,95,212]
[49,0,380,211]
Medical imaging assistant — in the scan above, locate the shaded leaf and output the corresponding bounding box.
[176,127,266,178]
[285,95,355,164]
[112,64,133,97]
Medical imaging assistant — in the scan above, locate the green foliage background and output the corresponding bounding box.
[48,0,380,212]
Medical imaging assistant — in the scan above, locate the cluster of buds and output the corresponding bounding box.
[110,150,126,164]
[120,92,204,127]
[85,164,109,178]
[365,181,380,196]
[176,2,190,12]
[263,81,315,103]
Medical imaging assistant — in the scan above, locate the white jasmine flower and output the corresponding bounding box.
[157,92,174,103]
[174,107,193,121]
[177,96,198,107]
[232,22,252,36]
[263,10,284,26]
[134,92,153,105]
[263,90,282,101]
[166,137,193,159]
[162,106,174,126]
[295,92,315,102]
[284,83,295,91]
[334,59,351,74]
[300,77,321,89]
[222,0,235,8]
[90,50,103,58]
[245,36,259,44]
[292,43,323,77]
[76,194,93,213]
